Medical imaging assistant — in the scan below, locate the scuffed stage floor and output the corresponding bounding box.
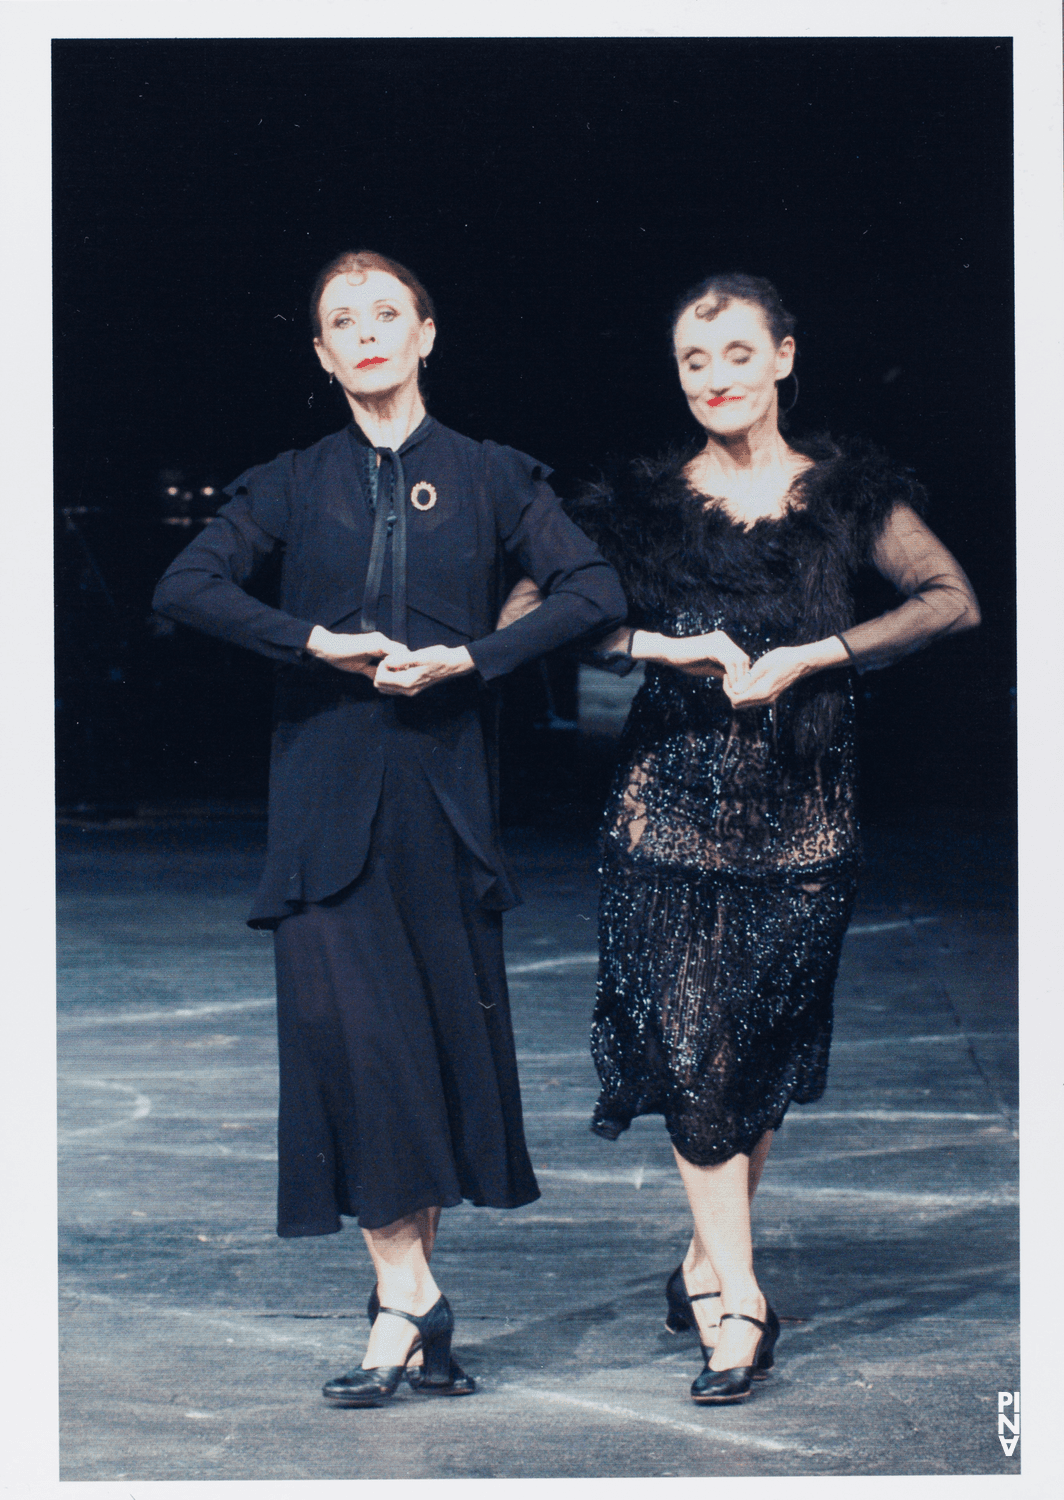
[57,812,1017,1479]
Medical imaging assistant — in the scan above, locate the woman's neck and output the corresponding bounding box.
[688,415,806,519]
[346,380,427,452]
[700,413,792,478]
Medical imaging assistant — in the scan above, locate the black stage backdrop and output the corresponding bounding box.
[52,37,1014,826]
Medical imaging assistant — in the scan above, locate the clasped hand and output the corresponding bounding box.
[305,627,474,696]
[646,629,751,695]
[652,631,812,707]
[374,644,474,696]
[304,627,405,679]
[721,645,812,708]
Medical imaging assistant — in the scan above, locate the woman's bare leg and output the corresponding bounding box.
[360,1206,442,1369]
[679,1130,773,1345]
[674,1132,773,1368]
[412,1205,442,1261]
[746,1129,774,1197]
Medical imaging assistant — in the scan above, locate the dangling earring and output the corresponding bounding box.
[778,372,799,414]
[420,357,428,371]
[328,372,335,385]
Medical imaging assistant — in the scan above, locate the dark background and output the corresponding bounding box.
[53,37,1014,829]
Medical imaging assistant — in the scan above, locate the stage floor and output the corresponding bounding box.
[57,812,1018,1479]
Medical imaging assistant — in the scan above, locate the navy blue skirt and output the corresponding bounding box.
[272,751,540,1235]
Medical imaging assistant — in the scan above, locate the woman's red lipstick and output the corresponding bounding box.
[707,395,742,408]
[357,356,387,369]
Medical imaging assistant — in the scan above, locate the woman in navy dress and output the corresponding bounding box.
[153,250,626,1404]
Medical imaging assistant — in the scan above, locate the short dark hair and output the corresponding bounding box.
[309,250,436,338]
[671,273,796,348]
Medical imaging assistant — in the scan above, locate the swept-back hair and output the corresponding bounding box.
[309,250,436,338]
[671,273,796,347]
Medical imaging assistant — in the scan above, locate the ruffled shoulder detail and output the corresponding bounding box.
[794,434,929,562]
[564,442,704,614]
[566,432,927,612]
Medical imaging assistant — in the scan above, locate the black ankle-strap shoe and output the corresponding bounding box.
[365,1284,476,1395]
[323,1294,455,1406]
[665,1264,722,1334]
[690,1304,780,1405]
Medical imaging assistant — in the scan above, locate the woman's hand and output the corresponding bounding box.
[496,576,544,629]
[305,626,409,680]
[634,629,752,690]
[724,636,849,708]
[374,644,476,696]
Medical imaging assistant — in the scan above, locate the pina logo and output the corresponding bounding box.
[998,1390,1019,1456]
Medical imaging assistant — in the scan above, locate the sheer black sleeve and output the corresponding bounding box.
[837,503,981,673]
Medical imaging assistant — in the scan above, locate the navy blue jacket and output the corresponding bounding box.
[152,416,627,925]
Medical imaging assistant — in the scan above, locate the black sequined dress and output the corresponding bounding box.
[571,437,980,1165]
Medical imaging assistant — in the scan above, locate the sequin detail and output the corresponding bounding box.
[592,840,857,1164]
[590,581,860,1165]
[577,446,979,1167]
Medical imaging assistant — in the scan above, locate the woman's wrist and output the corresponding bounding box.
[448,646,475,674]
[305,625,331,658]
[795,636,849,675]
[629,629,664,662]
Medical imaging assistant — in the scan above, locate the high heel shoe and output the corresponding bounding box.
[665,1264,722,1335]
[365,1285,476,1396]
[322,1294,455,1406]
[752,1300,781,1380]
[690,1301,781,1405]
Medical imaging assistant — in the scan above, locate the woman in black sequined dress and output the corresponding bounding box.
[566,274,981,1403]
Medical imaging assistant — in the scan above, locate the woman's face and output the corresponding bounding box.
[672,298,794,438]
[313,269,436,399]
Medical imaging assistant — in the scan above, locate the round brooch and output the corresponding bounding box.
[410,481,437,512]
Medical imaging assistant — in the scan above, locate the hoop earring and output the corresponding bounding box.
[778,372,799,414]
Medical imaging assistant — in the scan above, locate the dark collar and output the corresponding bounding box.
[346,412,436,458]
